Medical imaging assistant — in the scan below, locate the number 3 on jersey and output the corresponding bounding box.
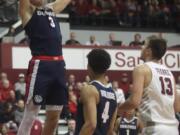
[102,101,110,123]
[48,16,55,28]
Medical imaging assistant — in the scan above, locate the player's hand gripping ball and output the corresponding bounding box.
[30,0,43,6]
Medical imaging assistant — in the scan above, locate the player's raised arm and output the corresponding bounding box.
[118,66,145,112]
[48,0,71,14]
[19,0,34,26]
[79,85,99,135]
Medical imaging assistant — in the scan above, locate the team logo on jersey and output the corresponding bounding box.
[34,95,43,103]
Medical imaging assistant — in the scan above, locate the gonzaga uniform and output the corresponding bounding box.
[75,81,117,135]
[119,117,138,135]
[24,7,67,106]
[139,62,179,135]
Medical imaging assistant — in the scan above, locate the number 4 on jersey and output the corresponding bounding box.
[102,101,110,123]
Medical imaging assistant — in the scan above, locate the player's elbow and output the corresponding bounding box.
[130,97,140,108]
[85,121,96,133]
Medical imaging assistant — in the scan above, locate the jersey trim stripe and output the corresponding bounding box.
[32,56,64,61]
[26,60,40,104]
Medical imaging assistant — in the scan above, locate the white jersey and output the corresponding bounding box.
[139,62,178,126]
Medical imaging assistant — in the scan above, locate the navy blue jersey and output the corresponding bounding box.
[24,7,62,56]
[75,80,117,135]
[119,117,138,135]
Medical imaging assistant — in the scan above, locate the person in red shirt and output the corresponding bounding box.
[0,73,13,90]
[88,0,101,25]
[119,73,130,97]
[0,79,14,103]
[68,86,77,119]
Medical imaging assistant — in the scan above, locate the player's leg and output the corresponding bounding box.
[17,60,42,135]
[41,60,67,135]
[17,100,41,135]
[42,105,63,135]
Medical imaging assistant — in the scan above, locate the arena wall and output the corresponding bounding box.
[0,44,180,83]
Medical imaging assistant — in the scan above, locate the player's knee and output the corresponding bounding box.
[46,112,60,125]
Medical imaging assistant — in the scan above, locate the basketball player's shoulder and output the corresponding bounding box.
[80,83,99,98]
[133,64,150,75]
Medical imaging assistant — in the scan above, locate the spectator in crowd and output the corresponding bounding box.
[7,91,16,105]
[124,0,137,26]
[0,0,7,23]
[88,0,101,25]
[0,124,9,135]
[0,73,8,82]
[0,73,12,90]
[105,33,115,46]
[129,33,144,47]
[14,73,26,100]
[0,102,15,124]
[0,123,16,135]
[84,75,91,84]
[105,75,110,83]
[112,80,125,105]
[14,100,25,126]
[67,0,179,29]
[65,119,76,135]
[98,0,113,24]
[66,74,76,87]
[0,80,14,103]
[74,82,82,98]
[85,35,100,46]
[119,73,130,97]
[72,0,89,24]
[65,32,80,45]
[68,85,77,119]
[5,120,18,134]
[157,32,164,39]
[105,33,122,46]
[111,0,126,25]
[3,0,18,22]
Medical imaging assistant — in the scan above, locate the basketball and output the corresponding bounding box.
[30,0,42,6]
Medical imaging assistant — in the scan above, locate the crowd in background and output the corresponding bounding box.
[0,0,180,30]
[68,0,180,29]
[65,32,146,46]
[0,71,180,134]
[0,0,18,23]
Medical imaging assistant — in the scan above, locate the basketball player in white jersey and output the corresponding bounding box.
[118,35,180,135]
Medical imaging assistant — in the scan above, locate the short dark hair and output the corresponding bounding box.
[147,35,167,60]
[87,49,111,74]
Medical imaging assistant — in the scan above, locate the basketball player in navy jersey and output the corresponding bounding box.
[18,0,70,135]
[74,49,117,135]
[118,35,180,134]
[114,109,143,135]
